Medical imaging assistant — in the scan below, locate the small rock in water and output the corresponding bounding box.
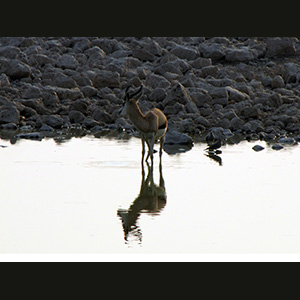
[15,132,44,141]
[278,137,296,145]
[272,144,284,151]
[252,145,265,152]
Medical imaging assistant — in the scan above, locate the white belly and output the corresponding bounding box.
[156,128,167,139]
[141,128,167,140]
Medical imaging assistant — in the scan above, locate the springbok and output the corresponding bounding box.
[119,85,168,163]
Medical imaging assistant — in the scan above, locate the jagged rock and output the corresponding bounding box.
[0,105,20,125]
[15,132,44,141]
[225,47,257,62]
[91,70,120,88]
[170,45,199,60]
[272,75,285,88]
[56,54,79,70]
[0,58,31,79]
[42,115,65,128]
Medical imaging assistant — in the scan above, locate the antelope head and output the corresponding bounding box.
[119,85,144,117]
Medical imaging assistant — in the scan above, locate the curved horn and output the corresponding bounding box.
[125,86,131,100]
[130,85,143,99]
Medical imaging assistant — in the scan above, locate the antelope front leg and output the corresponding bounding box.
[145,139,151,162]
[149,135,155,165]
[159,135,165,158]
[141,138,146,163]
[145,135,155,164]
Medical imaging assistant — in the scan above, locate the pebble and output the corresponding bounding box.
[272,144,284,151]
[252,145,265,152]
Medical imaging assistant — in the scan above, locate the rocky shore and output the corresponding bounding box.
[1,37,300,147]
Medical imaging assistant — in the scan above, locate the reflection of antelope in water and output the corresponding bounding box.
[117,153,167,244]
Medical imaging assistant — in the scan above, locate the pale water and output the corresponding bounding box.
[1,135,300,254]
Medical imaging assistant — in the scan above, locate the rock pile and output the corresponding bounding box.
[0,37,300,144]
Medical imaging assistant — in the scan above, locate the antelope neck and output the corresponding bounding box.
[127,100,149,132]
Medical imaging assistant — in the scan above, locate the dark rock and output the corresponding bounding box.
[0,105,20,125]
[280,63,300,83]
[132,48,155,62]
[69,110,85,124]
[0,46,21,59]
[92,38,125,55]
[54,72,77,89]
[266,37,296,57]
[189,89,212,108]
[145,73,170,89]
[225,47,257,62]
[229,116,245,131]
[15,132,44,141]
[190,57,212,69]
[149,88,167,102]
[45,86,83,101]
[170,45,199,60]
[42,115,65,128]
[205,127,226,142]
[225,86,247,101]
[85,46,106,67]
[91,70,120,88]
[242,120,264,133]
[163,81,192,107]
[154,59,191,77]
[252,145,265,152]
[199,43,226,61]
[41,90,60,108]
[201,65,219,78]
[0,123,18,130]
[23,86,42,99]
[272,144,284,151]
[20,106,38,118]
[72,37,91,53]
[92,108,113,124]
[272,75,285,88]
[70,99,89,114]
[82,116,101,129]
[278,137,297,145]
[0,74,10,87]
[185,101,198,114]
[81,86,97,97]
[241,106,260,119]
[194,116,210,127]
[222,128,234,138]
[56,54,79,70]
[0,58,31,80]
[40,123,54,131]
[165,129,194,145]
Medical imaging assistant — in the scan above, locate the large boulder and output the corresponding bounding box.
[0,105,20,125]
[0,58,31,80]
[165,129,194,145]
[266,37,296,57]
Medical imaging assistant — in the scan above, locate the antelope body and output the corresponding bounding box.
[119,85,168,163]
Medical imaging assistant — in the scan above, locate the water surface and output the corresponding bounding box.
[1,135,300,253]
